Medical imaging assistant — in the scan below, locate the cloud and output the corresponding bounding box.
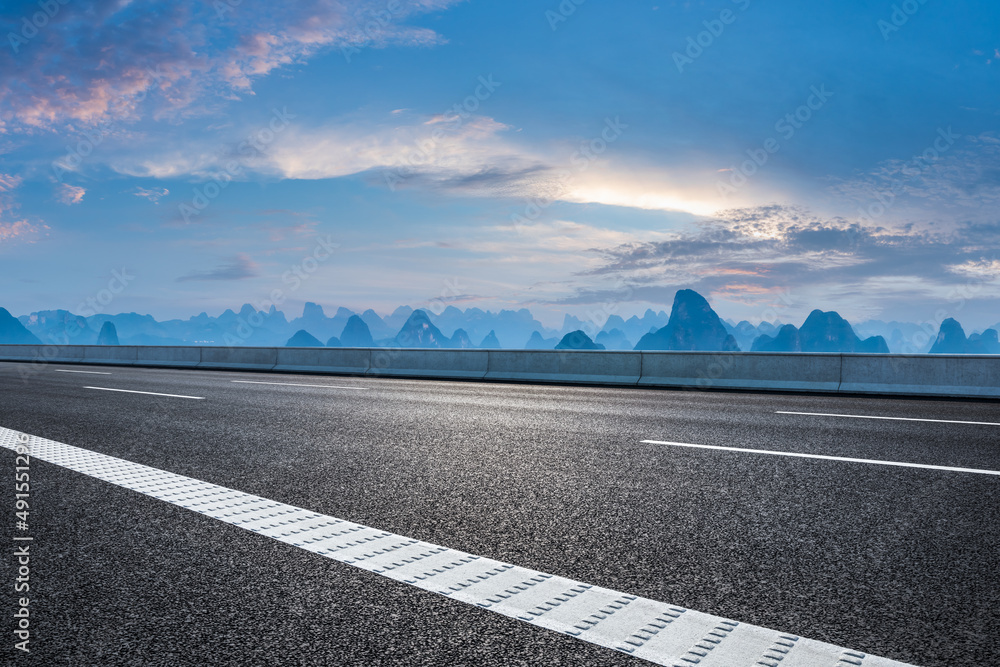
[0,1,463,133]
[0,220,47,244]
[56,183,85,205]
[176,253,259,282]
[830,131,1000,224]
[113,110,724,217]
[537,204,1000,323]
[132,186,169,203]
[0,172,47,246]
[948,259,1000,279]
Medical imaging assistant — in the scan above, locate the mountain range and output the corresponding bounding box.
[4,294,998,354]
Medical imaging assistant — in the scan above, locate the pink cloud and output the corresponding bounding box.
[57,184,86,205]
[0,1,462,133]
[0,172,48,246]
[0,220,48,244]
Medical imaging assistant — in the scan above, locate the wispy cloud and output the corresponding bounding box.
[56,184,86,205]
[830,132,1000,224]
[0,173,47,246]
[176,253,259,282]
[112,110,723,216]
[132,186,169,203]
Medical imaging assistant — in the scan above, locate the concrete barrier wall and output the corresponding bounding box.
[274,348,370,375]
[1,344,999,399]
[0,345,43,362]
[840,354,1000,398]
[367,348,488,379]
[82,345,139,365]
[26,345,85,364]
[142,346,202,368]
[639,351,842,393]
[198,346,277,371]
[487,350,641,385]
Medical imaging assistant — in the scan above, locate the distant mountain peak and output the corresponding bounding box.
[479,330,501,349]
[394,309,450,348]
[96,321,119,345]
[634,289,739,351]
[555,330,605,350]
[340,315,374,347]
[285,329,323,347]
[302,302,326,320]
[0,308,42,345]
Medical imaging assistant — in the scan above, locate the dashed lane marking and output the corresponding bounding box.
[0,426,916,667]
[776,410,1000,427]
[83,386,205,400]
[231,380,364,389]
[643,440,1000,476]
[55,369,112,375]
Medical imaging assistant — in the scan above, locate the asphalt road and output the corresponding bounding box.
[1,362,998,666]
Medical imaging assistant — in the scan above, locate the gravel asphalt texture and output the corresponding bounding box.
[1,362,998,666]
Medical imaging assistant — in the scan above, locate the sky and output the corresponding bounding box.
[1,0,999,330]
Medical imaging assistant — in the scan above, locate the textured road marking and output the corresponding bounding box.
[55,369,112,375]
[231,380,364,389]
[776,410,1000,427]
[643,440,1000,476]
[83,386,205,400]
[0,427,916,667]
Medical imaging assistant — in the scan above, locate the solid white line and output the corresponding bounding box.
[83,386,204,400]
[776,410,1000,426]
[231,380,363,389]
[0,426,913,667]
[642,440,1000,476]
[55,369,112,375]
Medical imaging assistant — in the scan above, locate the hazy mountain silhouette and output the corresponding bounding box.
[19,309,97,345]
[929,318,1000,354]
[634,290,739,351]
[359,309,393,340]
[288,302,353,342]
[9,300,996,354]
[595,328,633,350]
[449,328,474,349]
[727,319,783,352]
[384,306,414,333]
[929,318,967,353]
[970,329,1000,354]
[560,314,587,335]
[555,330,605,350]
[751,324,801,352]
[622,309,670,342]
[432,306,547,348]
[326,336,341,347]
[339,315,374,347]
[96,321,120,345]
[853,319,928,353]
[286,330,323,347]
[0,308,42,344]
[479,330,501,349]
[523,331,558,349]
[394,310,450,348]
[600,315,627,333]
[752,310,889,353]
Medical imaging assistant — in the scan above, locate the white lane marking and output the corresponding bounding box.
[0,427,914,667]
[83,386,204,400]
[55,369,112,375]
[231,380,364,389]
[776,410,1000,427]
[643,440,1000,476]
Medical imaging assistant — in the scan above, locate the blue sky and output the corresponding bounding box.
[2,0,999,329]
